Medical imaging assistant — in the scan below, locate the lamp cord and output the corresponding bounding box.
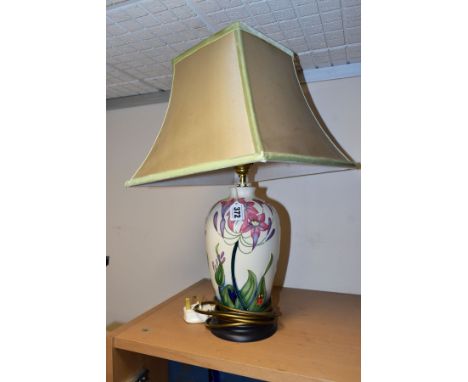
[193,301,280,328]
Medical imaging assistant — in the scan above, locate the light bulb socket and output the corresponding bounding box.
[235,164,252,187]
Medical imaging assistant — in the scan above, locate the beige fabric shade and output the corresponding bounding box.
[126,22,358,187]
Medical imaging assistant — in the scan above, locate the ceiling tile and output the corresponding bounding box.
[323,19,342,32]
[344,26,360,44]
[106,0,361,99]
[118,19,145,32]
[300,14,322,26]
[254,13,276,25]
[320,9,341,23]
[107,23,127,36]
[342,0,360,7]
[329,46,347,65]
[193,0,222,14]
[347,43,360,63]
[295,2,319,17]
[162,0,186,8]
[306,33,327,50]
[146,75,173,90]
[226,6,250,20]
[302,24,323,35]
[273,8,296,21]
[143,1,168,14]
[135,14,160,28]
[324,30,345,47]
[310,49,331,67]
[284,37,308,51]
[279,19,301,31]
[247,2,271,16]
[125,5,148,18]
[217,0,243,7]
[107,8,133,23]
[342,5,360,28]
[268,0,293,12]
[291,0,313,5]
[259,22,282,33]
[298,51,317,68]
[171,5,196,19]
[317,0,340,13]
[282,27,303,39]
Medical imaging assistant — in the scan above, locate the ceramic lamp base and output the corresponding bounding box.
[205,185,281,342]
[206,317,277,342]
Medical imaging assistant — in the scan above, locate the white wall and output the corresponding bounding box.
[106,76,360,324]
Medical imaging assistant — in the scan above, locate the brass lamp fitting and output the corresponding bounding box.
[235,164,252,187]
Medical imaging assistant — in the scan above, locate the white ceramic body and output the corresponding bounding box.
[205,187,280,311]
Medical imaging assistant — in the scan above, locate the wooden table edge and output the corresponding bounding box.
[109,279,360,382]
[107,279,207,382]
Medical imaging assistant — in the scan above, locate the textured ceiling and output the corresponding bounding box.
[106,0,361,99]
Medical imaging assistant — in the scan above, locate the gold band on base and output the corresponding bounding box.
[193,300,280,328]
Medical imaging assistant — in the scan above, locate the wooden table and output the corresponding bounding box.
[107,279,360,382]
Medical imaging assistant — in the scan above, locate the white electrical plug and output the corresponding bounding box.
[183,297,215,323]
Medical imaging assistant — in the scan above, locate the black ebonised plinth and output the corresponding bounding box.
[206,317,277,342]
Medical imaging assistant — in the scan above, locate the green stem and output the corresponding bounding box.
[231,240,247,310]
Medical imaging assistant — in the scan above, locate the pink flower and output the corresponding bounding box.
[218,198,235,237]
[239,209,269,250]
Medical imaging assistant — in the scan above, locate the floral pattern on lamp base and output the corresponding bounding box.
[205,187,280,312]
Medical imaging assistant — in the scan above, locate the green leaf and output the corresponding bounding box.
[258,276,266,300]
[263,254,274,278]
[215,264,224,286]
[249,276,267,312]
[220,285,235,308]
[234,298,242,310]
[240,270,257,308]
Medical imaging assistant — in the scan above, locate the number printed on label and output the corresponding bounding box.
[230,201,244,221]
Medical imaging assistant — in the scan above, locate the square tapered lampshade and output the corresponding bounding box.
[126,22,358,188]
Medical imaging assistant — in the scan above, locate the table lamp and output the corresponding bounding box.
[126,22,359,342]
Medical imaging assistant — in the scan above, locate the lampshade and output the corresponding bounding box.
[126,22,358,187]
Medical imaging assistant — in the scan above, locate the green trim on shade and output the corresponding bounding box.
[236,22,293,57]
[234,27,263,155]
[126,65,178,185]
[126,150,360,187]
[172,22,293,66]
[172,23,237,65]
[125,153,265,187]
[263,152,360,168]
[290,56,356,163]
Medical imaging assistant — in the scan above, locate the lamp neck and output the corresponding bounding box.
[235,164,252,187]
[230,186,255,199]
